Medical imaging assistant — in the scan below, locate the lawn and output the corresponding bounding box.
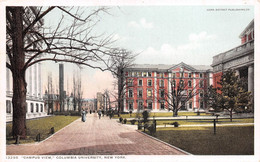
[114,111,210,119]
[6,116,80,144]
[147,125,254,155]
[124,118,254,126]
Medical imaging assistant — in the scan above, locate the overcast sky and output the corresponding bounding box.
[41,5,254,99]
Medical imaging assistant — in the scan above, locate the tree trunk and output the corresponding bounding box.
[230,110,233,122]
[174,108,178,117]
[11,7,27,138]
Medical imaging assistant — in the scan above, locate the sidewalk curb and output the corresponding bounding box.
[136,130,192,155]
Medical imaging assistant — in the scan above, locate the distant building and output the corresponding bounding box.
[96,92,110,111]
[124,62,213,112]
[211,20,254,94]
[81,99,95,111]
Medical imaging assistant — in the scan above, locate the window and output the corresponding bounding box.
[180,72,184,78]
[6,100,11,113]
[128,89,133,98]
[138,89,143,98]
[160,102,165,109]
[172,73,176,78]
[128,102,133,110]
[147,89,152,98]
[199,80,204,88]
[31,103,34,113]
[128,79,133,86]
[159,73,163,78]
[36,103,39,112]
[138,79,143,86]
[200,90,204,98]
[160,80,164,87]
[188,80,192,87]
[160,89,165,98]
[138,101,143,110]
[188,73,192,78]
[138,72,142,77]
[189,101,192,109]
[148,72,152,77]
[148,101,153,109]
[200,73,203,78]
[179,80,184,88]
[147,79,152,86]
[132,72,136,77]
[143,72,147,77]
[200,101,204,109]
[188,90,192,97]
[173,80,176,87]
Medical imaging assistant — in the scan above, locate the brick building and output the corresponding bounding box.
[211,20,254,94]
[124,62,213,112]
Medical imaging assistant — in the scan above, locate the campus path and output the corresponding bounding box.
[6,113,187,155]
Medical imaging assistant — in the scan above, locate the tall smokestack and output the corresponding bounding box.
[59,64,64,112]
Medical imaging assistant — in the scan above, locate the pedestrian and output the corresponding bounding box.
[82,110,86,122]
[98,109,101,119]
[102,109,105,117]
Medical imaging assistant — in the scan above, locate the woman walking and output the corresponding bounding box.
[82,110,86,122]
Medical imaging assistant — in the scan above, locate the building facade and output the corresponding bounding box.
[211,20,254,94]
[124,62,213,112]
[6,63,47,122]
[96,92,110,111]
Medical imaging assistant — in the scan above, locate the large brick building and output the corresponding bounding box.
[124,62,213,112]
[211,20,254,93]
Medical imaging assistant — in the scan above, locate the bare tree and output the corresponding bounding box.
[161,74,207,117]
[6,6,118,138]
[47,72,54,115]
[103,89,112,111]
[109,48,137,114]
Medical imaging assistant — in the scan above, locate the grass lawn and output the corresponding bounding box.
[6,116,80,144]
[124,118,254,126]
[147,125,254,155]
[114,112,210,119]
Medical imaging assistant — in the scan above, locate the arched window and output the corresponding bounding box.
[160,80,164,87]
[179,80,184,88]
[188,80,192,87]
[41,104,43,112]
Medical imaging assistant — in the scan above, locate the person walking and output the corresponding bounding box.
[102,109,105,117]
[98,109,101,119]
[82,110,86,122]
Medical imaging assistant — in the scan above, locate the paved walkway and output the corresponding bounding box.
[6,113,187,155]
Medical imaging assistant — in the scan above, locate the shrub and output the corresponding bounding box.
[172,122,179,127]
[130,119,136,125]
[123,119,127,124]
[142,110,149,123]
[129,110,133,117]
[119,117,123,123]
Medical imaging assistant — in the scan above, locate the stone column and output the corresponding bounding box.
[248,65,254,94]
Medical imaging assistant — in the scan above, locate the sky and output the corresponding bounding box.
[41,5,254,99]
